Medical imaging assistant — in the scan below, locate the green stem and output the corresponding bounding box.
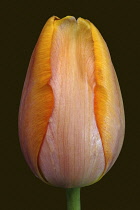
[66,188,81,210]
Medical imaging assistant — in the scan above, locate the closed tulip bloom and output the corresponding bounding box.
[19,16,125,188]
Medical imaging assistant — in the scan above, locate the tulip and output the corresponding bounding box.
[19,16,125,209]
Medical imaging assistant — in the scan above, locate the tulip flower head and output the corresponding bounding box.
[19,16,125,189]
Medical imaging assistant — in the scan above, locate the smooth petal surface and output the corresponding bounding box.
[38,17,105,188]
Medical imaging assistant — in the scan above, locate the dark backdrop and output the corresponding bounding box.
[1,0,140,209]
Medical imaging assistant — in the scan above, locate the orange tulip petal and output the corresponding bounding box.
[18,16,58,181]
[88,20,125,173]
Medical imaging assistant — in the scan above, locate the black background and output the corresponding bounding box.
[1,0,140,209]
